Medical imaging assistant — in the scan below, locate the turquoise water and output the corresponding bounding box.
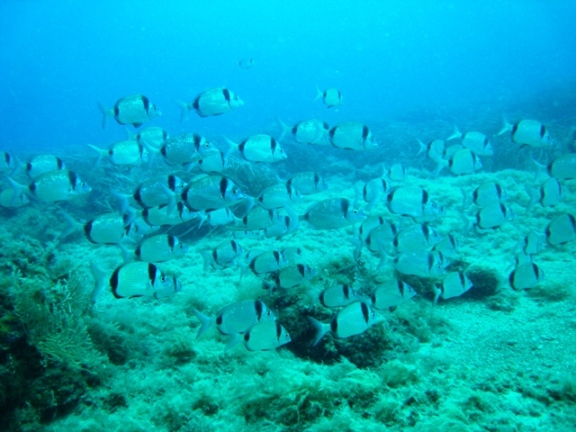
[1,2,575,431]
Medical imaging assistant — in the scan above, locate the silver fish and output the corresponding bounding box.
[394,250,448,278]
[243,321,291,351]
[257,182,301,209]
[448,126,493,156]
[204,207,236,227]
[233,206,283,231]
[528,177,562,208]
[446,148,482,175]
[319,284,364,309]
[355,177,389,211]
[161,133,217,166]
[264,211,300,239]
[547,154,576,180]
[227,134,287,163]
[238,57,254,69]
[9,170,91,203]
[475,203,514,231]
[134,234,189,263]
[287,172,328,195]
[84,212,132,245]
[434,271,473,303]
[418,139,445,163]
[498,118,553,148]
[0,188,29,208]
[362,219,398,263]
[522,230,544,256]
[509,263,543,290]
[329,122,378,151]
[202,240,244,270]
[432,234,459,258]
[136,126,168,152]
[104,262,180,299]
[249,250,288,275]
[393,224,443,253]
[193,299,276,349]
[99,94,160,129]
[26,155,65,179]
[302,198,365,230]
[308,301,382,346]
[316,87,343,108]
[442,144,464,161]
[385,163,406,182]
[133,175,185,209]
[197,150,228,174]
[181,175,245,211]
[89,140,149,165]
[371,279,416,311]
[545,213,576,245]
[473,182,505,207]
[267,264,316,291]
[176,87,243,120]
[141,202,199,226]
[280,119,330,145]
[386,186,444,222]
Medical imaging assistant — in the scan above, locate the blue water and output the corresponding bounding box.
[1,0,575,154]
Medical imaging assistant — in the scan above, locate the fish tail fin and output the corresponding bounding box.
[314,86,323,101]
[118,243,134,264]
[192,308,214,339]
[531,157,547,181]
[97,103,113,130]
[122,206,137,227]
[5,176,28,205]
[458,210,472,235]
[225,333,241,350]
[111,190,131,214]
[89,261,106,307]
[524,184,538,212]
[447,124,461,141]
[173,100,192,123]
[277,118,291,141]
[87,144,107,166]
[306,316,330,346]
[58,211,80,240]
[432,285,441,306]
[433,159,448,177]
[497,115,513,136]
[417,139,427,156]
[223,136,239,157]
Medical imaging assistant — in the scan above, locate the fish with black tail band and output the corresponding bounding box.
[203,207,236,227]
[438,148,482,176]
[98,94,160,129]
[315,87,343,108]
[83,212,135,245]
[474,203,514,231]
[133,234,189,263]
[133,175,185,211]
[0,151,16,174]
[498,118,553,148]
[394,250,448,278]
[142,202,199,227]
[265,264,317,292]
[175,87,243,120]
[90,261,181,302]
[358,220,398,268]
[393,223,443,253]
[307,301,382,346]
[432,233,459,258]
[527,177,562,208]
[418,138,445,163]
[26,155,65,179]
[181,175,245,211]
[447,126,493,156]
[8,170,91,203]
[355,177,389,211]
[279,119,330,145]
[385,163,406,182]
[386,186,444,223]
[197,150,228,174]
[434,271,473,303]
[522,230,544,256]
[136,126,168,152]
[370,279,416,312]
[248,250,288,275]
[161,133,218,167]
[265,210,300,239]
[257,181,301,210]
[243,321,291,351]
[473,182,506,207]
[232,206,283,231]
[226,134,287,163]
[193,299,276,349]
[547,153,576,180]
[302,198,365,230]
[287,172,328,195]
[319,284,365,309]
[329,122,378,151]
[202,239,244,271]
[509,263,544,290]
[89,140,149,166]
[545,213,576,246]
